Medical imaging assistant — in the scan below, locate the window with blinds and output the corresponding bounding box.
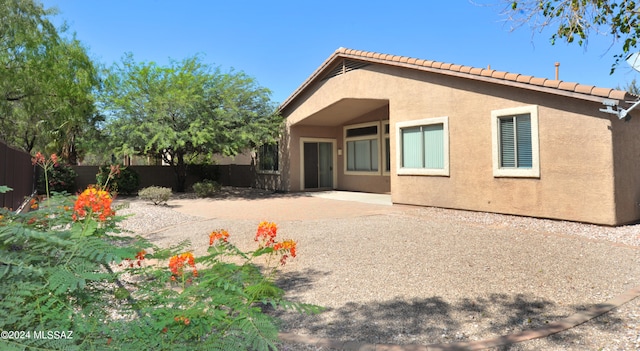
[491,105,539,178]
[344,122,380,173]
[499,114,532,168]
[396,116,450,176]
[401,124,444,169]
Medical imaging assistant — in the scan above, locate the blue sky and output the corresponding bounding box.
[41,0,639,104]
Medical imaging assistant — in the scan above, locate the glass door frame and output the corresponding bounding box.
[299,137,337,191]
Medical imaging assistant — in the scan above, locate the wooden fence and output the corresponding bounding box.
[0,141,35,210]
[73,164,254,192]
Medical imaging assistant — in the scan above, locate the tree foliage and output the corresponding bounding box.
[101,54,283,191]
[619,77,640,94]
[504,0,640,72]
[0,0,101,162]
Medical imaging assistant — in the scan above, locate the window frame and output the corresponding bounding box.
[396,116,450,176]
[491,105,540,178]
[343,121,382,176]
[383,121,390,175]
[256,142,279,174]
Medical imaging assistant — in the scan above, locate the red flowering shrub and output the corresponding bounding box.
[72,186,115,222]
[1,157,320,350]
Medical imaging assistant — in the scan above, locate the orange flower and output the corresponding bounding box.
[274,239,297,257]
[72,186,114,222]
[169,252,196,278]
[173,316,191,326]
[31,152,45,166]
[135,250,146,260]
[209,229,229,246]
[255,221,277,247]
[274,239,297,266]
[29,198,38,210]
[50,153,58,166]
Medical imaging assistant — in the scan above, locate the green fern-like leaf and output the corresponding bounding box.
[245,281,284,301]
[231,311,280,351]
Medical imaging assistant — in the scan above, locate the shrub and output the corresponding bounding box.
[187,163,220,183]
[138,186,172,205]
[96,164,140,194]
[192,179,222,197]
[0,154,321,350]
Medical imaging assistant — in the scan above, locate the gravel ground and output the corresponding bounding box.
[115,189,640,350]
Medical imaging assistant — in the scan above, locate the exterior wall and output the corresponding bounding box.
[282,64,627,225]
[611,109,640,224]
[285,125,338,192]
[378,65,617,224]
[337,107,390,193]
[280,106,392,193]
[212,152,253,165]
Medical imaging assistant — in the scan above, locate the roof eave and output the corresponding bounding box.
[278,48,633,113]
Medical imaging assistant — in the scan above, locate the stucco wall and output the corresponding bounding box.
[282,64,629,225]
[611,110,640,224]
[285,125,338,192]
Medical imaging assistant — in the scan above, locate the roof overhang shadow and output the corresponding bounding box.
[291,98,389,127]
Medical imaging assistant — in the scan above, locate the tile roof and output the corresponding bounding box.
[280,47,632,111]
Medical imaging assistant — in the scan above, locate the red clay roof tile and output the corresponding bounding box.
[559,82,580,91]
[491,71,507,79]
[459,66,473,74]
[574,84,594,94]
[543,80,561,88]
[280,48,634,110]
[530,77,547,86]
[480,69,494,77]
[504,73,520,81]
[591,87,613,98]
[609,90,628,100]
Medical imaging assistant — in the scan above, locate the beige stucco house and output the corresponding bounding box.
[255,48,640,226]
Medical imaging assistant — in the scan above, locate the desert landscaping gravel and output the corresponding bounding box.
[115,189,640,350]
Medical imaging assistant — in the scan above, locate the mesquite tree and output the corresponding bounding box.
[100,54,282,191]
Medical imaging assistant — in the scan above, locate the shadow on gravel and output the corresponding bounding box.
[276,269,332,295]
[273,271,626,349]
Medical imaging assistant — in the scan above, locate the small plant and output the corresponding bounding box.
[138,186,172,205]
[33,152,77,195]
[192,179,221,197]
[96,164,140,194]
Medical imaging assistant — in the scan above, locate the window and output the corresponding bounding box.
[344,122,380,174]
[396,117,449,176]
[258,143,278,172]
[383,122,390,174]
[491,105,539,178]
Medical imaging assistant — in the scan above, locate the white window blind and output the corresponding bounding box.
[347,139,378,171]
[401,124,444,169]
